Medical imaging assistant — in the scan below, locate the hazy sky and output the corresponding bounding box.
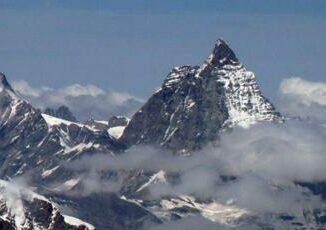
[0,0,325,100]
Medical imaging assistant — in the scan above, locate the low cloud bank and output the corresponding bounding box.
[12,80,144,121]
[65,119,326,213]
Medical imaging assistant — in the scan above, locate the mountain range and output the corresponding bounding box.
[0,39,324,229]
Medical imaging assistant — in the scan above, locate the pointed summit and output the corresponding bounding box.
[121,38,281,151]
[205,38,239,68]
[0,72,14,92]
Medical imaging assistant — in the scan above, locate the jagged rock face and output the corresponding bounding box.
[0,74,48,152]
[108,116,129,128]
[0,73,121,179]
[121,39,282,151]
[84,119,109,131]
[0,73,49,177]
[0,180,94,230]
[44,105,77,122]
[120,65,228,151]
[83,116,129,132]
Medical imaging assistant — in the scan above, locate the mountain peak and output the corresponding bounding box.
[0,72,14,92]
[121,38,282,151]
[205,38,239,67]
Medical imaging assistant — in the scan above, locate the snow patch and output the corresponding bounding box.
[137,170,167,193]
[94,120,108,125]
[42,113,82,128]
[63,215,95,230]
[53,178,80,192]
[42,166,60,178]
[61,142,94,155]
[160,195,248,226]
[108,126,126,139]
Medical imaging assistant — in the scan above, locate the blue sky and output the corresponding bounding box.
[0,0,326,100]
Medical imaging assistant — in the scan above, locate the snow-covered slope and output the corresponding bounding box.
[121,39,282,151]
[203,41,281,128]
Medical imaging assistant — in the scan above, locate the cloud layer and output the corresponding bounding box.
[12,80,144,121]
[278,77,326,122]
[280,77,326,106]
[65,119,326,214]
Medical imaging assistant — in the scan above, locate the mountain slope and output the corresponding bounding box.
[120,39,282,151]
[0,73,121,179]
[0,74,161,229]
[0,179,94,230]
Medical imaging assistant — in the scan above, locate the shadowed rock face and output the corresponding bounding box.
[54,193,161,230]
[120,39,282,152]
[44,105,77,122]
[108,116,129,128]
[0,218,14,230]
[120,65,229,152]
[205,38,239,68]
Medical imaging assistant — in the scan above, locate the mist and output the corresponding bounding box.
[60,118,326,215]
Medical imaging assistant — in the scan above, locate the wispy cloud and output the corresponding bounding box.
[12,80,144,121]
[280,77,326,106]
[278,77,326,122]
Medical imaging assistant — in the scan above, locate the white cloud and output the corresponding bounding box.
[61,84,105,97]
[12,80,144,121]
[65,120,326,213]
[12,80,43,97]
[280,77,326,106]
[278,77,326,122]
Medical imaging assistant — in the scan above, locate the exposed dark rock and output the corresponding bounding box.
[44,105,77,122]
[53,193,161,230]
[108,116,129,128]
